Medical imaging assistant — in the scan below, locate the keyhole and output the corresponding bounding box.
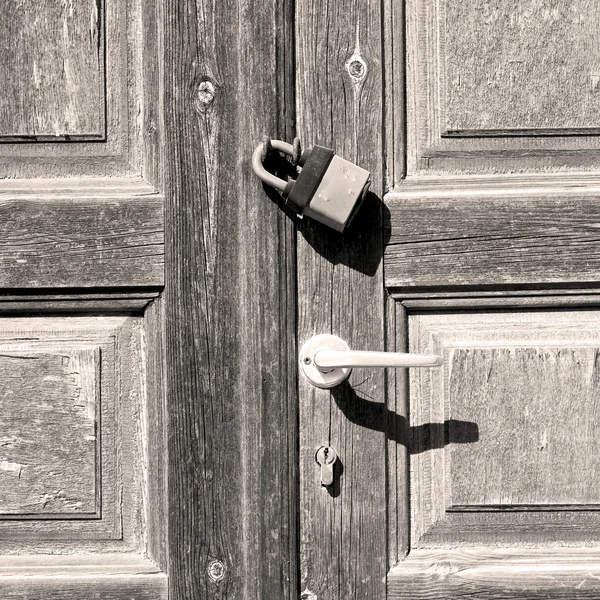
[323,447,329,462]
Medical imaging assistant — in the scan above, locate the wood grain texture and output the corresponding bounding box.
[0,576,166,600]
[0,0,160,179]
[389,549,600,600]
[0,179,163,289]
[295,0,387,598]
[0,552,161,574]
[404,0,600,173]
[451,347,600,507]
[0,317,148,554]
[143,297,167,571]
[0,0,104,140]
[164,0,297,597]
[141,0,164,189]
[0,0,136,179]
[385,185,600,290]
[0,292,157,314]
[409,309,600,546]
[445,0,600,134]
[0,348,98,516]
[387,300,410,563]
[401,294,600,310]
[0,552,166,599]
[384,0,406,186]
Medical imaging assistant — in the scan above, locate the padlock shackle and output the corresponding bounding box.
[251,140,294,193]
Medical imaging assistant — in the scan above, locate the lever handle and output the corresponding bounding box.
[314,350,442,369]
[300,334,442,389]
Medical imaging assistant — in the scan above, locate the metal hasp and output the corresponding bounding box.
[300,334,443,389]
[251,138,371,232]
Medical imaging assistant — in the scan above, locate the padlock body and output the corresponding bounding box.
[303,156,370,232]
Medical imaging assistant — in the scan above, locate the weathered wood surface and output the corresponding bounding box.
[0,291,157,314]
[0,317,152,557]
[385,186,600,290]
[0,554,166,600]
[384,0,406,186]
[164,0,297,597]
[296,0,389,598]
[0,0,160,179]
[404,0,600,173]
[0,552,161,574]
[408,310,600,547]
[387,2,600,599]
[0,577,166,600]
[0,1,168,598]
[402,295,600,309]
[444,0,600,134]
[141,0,164,189]
[0,0,104,140]
[451,347,600,507]
[0,348,98,516]
[0,179,163,289]
[388,301,410,561]
[389,549,600,600]
[142,297,168,570]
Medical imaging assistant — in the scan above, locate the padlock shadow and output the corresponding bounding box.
[330,381,479,453]
[259,149,391,275]
[298,190,391,277]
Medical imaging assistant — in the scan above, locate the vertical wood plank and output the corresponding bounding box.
[143,297,168,571]
[296,0,386,597]
[384,0,406,186]
[164,0,297,597]
[389,301,410,563]
[141,0,164,189]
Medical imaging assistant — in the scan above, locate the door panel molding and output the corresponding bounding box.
[403,0,600,174]
[0,0,157,179]
[0,0,106,142]
[389,302,600,595]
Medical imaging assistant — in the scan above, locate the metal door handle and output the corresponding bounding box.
[300,334,442,389]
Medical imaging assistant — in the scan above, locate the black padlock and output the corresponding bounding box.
[251,138,371,232]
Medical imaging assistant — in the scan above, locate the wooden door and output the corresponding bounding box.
[10,0,600,599]
[297,0,600,599]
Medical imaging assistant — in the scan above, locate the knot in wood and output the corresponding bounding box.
[300,590,317,600]
[349,60,364,79]
[207,559,226,582]
[346,55,367,83]
[197,80,215,106]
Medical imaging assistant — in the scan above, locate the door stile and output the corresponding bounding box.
[295,0,388,598]
[163,0,298,597]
